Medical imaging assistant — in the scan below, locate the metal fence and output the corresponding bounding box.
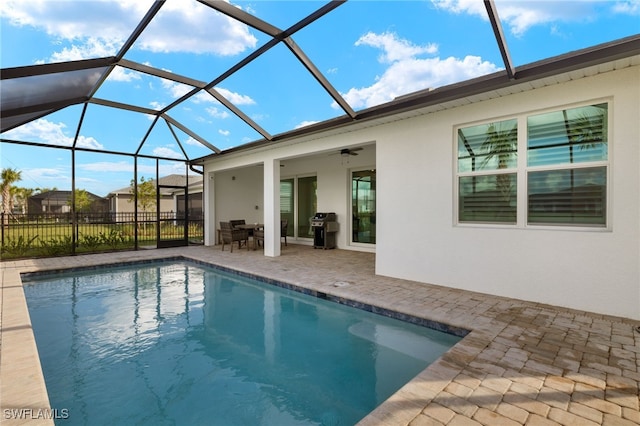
[1,212,204,259]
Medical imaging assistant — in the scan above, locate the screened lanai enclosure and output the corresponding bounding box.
[2,0,639,259]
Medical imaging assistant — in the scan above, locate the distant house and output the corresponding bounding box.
[28,190,108,214]
[169,178,204,220]
[106,174,203,218]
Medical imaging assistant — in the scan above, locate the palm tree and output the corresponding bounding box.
[480,122,518,209]
[563,107,606,162]
[1,168,22,225]
[12,186,34,214]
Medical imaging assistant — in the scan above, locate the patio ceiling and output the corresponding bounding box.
[2,0,640,165]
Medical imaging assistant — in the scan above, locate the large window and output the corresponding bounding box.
[456,102,609,227]
[457,119,517,223]
[527,103,607,225]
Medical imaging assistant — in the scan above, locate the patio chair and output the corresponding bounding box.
[280,219,288,246]
[230,219,252,236]
[220,221,249,252]
[253,228,264,249]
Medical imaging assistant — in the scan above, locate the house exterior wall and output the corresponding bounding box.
[214,167,265,227]
[203,65,639,319]
[108,194,175,215]
[375,66,639,320]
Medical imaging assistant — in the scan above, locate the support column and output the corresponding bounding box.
[263,159,281,257]
[204,171,216,246]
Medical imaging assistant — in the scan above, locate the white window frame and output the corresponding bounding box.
[454,99,611,231]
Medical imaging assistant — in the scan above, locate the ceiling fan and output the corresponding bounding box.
[339,147,363,157]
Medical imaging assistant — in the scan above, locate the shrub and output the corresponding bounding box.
[79,233,102,250]
[99,229,130,249]
[40,236,73,256]
[1,235,38,256]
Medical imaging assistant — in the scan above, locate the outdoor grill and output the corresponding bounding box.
[311,212,338,249]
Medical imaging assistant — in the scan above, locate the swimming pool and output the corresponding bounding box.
[24,260,462,425]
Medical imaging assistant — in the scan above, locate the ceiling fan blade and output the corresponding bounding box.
[339,147,363,156]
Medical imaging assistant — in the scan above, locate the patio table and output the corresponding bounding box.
[237,223,264,250]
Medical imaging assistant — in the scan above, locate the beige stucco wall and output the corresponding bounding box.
[109,194,176,214]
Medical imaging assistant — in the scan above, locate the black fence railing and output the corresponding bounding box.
[1,212,204,260]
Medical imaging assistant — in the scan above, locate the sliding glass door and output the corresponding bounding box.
[280,175,317,239]
[352,169,376,244]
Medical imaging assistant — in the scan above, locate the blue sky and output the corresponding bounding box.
[1,0,639,197]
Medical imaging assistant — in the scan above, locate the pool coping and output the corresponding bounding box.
[3,246,639,426]
[21,256,471,339]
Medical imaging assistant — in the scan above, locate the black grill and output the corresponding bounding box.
[311,212,338,249]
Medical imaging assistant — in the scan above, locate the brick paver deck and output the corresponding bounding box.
[2,245,639,425]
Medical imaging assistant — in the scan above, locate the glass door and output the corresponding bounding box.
[280,175,317,239]
[352,169,376,244]
[157,184,188,248]
[297,176,317,239]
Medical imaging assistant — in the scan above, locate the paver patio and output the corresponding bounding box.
[1,244,639,425]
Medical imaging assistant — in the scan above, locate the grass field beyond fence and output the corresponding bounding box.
[1,212,203,260]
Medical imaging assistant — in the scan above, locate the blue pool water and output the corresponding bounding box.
[23,260,462,426]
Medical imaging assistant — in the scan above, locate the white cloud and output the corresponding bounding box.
[79,161,134,173]
[109,66,143,83]
[496,2,565,37]
[137,1,257,55]
[23,167,71,188]
[206,107,230,120]
[356,32,438,63]
[48,37,123,62]
[192,91,217,104]
[218,129,230,136]
[215,87,256,106]
[430,0,628,37]
[295,120,319,129]
[342,32,500,109]
[160,78,195,99]
[191,88,256,109]
[76,135,104,150]
[149,101,165,110]
[613,0,640,15]
[184,136,202,146]
[152,146,183,159]
[3,119,104,150]
[0,0,257,63]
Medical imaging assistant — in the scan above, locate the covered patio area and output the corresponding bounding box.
[2,244,638,425]
[202,142,376,255]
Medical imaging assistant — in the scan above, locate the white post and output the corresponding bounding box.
[204,171,216,246]
[263,159,281,257]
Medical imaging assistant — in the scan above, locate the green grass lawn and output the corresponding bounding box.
[1,220,203,260]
